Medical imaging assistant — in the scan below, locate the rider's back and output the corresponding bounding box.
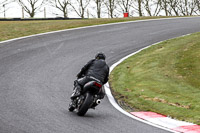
[85,59,109,84]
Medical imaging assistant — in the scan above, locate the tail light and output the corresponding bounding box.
[94,82,102,88]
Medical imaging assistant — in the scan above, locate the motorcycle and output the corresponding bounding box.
[68,80,103,116]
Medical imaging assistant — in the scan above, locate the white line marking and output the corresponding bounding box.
[104,34,194,133]
[147,117,195,129]
[1,16,199,132]
[1,16,199,45]
[104,83,179,133]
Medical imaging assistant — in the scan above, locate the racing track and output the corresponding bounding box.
[0,17,200,133]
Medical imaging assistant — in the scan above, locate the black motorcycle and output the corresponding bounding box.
[68,80,103,116]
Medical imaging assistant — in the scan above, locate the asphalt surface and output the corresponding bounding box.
[0,17,200,133]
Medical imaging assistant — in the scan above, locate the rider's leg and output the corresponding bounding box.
[70,80,82,100]
[98,88,105,99]
[70,76,92,100]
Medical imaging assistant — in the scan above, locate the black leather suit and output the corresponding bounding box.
[75,59,109,99]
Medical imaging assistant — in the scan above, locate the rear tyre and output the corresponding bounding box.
[77,93,93,116]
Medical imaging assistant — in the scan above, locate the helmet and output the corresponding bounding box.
[95,52,106,60]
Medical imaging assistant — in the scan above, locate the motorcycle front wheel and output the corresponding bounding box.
[77,92,93,116]
[68,101,75,112]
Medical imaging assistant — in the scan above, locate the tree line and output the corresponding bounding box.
[0,0,200,18]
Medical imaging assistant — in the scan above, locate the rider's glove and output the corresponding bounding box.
[77,73,82,78]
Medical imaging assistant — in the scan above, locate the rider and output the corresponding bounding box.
[70,52,109,100]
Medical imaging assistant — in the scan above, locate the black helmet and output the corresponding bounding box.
[95,52,106,60]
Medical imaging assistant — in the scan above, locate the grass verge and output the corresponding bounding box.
[110,32,200,125]
[0,16,180,42]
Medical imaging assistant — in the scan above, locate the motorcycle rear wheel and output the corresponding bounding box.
[77,93,93,116]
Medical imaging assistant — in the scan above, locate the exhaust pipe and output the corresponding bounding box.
[96,99,101,105]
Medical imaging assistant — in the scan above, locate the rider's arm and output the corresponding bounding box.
[77,59,95,78]
[103,67,110,84]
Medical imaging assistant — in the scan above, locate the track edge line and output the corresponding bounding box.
[1,16,200,45]
[104,33,196,133]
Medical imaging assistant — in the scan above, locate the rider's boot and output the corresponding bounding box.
[70,85,82,100]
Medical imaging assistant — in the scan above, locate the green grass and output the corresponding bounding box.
[110,32,200,125]
[1,15,198,124]
[0,16,179,42]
